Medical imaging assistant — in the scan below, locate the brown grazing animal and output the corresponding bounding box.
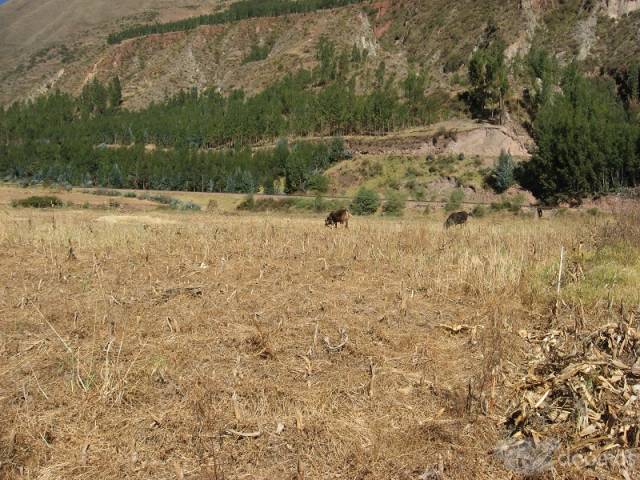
[444,211,471,228]
[325,208,351,228]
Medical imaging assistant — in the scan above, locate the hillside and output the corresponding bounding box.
[3,0,640,205]
[2,0,640,108]
[0,0,225,104]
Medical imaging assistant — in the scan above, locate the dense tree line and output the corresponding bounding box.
[519,64,640,203]
[464,31,640,203]
[0,36,440,194]
[107,0,364,44]
[0,132,349,194]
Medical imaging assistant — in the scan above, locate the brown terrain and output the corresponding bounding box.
[1,189,639,479]
[2,2,640,476]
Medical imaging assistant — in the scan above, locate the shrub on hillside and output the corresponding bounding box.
[351,188,380,215]
[308,174,330,193]
[382,190,406,216]
[12,196,64,208]
[445,189,464,212]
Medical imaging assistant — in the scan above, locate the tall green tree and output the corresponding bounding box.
[315,36,337,85]
[108,76,123,109]
[489,149,514,193]
[468,36,508,123]
[519,66,640,202]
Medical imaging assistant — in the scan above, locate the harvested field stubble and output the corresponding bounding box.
[0,209,636,479]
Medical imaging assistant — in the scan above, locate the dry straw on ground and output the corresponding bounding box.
[0,207,638,479]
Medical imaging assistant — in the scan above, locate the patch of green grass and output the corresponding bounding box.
[530,240,640,306]
[566,243,640,304]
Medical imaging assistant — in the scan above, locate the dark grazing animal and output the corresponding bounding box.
[444,211,471,228]
[325,208,351,228]
[537,207,543,218]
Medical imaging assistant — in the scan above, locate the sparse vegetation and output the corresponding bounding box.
[242,42,273,64]
[11,195,64,208]
[107,0,365,44]
[0,198,636,479]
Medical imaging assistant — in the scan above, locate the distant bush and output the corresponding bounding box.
[472,204,487,218]
[382,190,406,216]
[137,192,200,210]
[173,200,201,211]
[207,199,218,211]
[408,183,426,201]
[138,193,173,205]
[587,207,600,216]
[313,195,326,212]
[351,188,380,215]
[238,194,345,213]
[12,195,64,208]
[489,194,525,214]
[445,189,464,212]
[93,189,122,197]
[237,194,256,211]
[242,43,272,64]
[308,174,330,193]
[123,191,137,198]
[406,165,420,177]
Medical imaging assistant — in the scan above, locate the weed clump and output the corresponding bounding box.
[472,204,487,218]
[12,195,64,208]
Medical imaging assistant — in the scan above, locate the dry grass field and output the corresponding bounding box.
[1,203,639,479]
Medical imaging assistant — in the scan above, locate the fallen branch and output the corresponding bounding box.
[224,429,261,439]
[436,323,480,334]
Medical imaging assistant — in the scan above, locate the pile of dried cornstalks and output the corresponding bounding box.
[503,319,640,474]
